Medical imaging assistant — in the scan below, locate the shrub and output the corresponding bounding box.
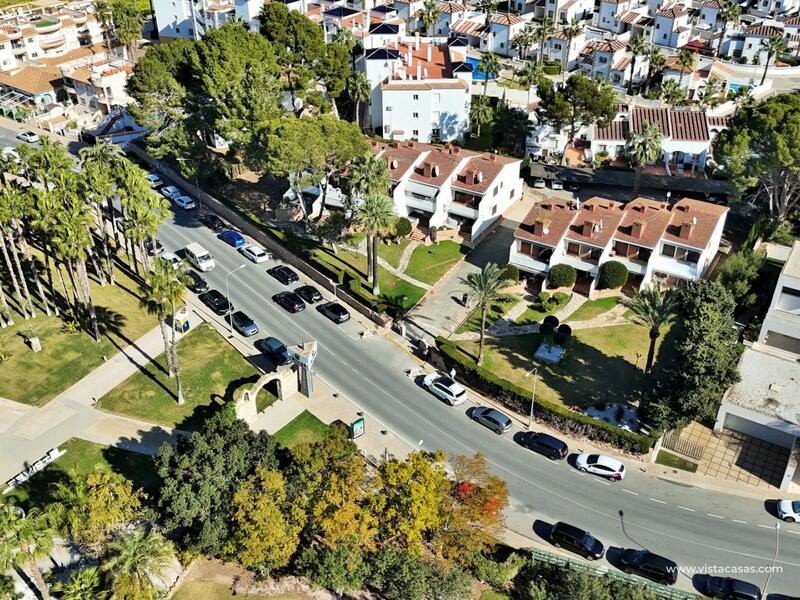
[471,552,525,588]
[548,264,576,289]
[536,291,551,308]
[543,315,559,328]
[552,292,570,306]
[598,260,628,290]
[503,264,520,283]
[393,217,413,239]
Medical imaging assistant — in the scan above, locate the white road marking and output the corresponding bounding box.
[649,497,667,504]
[758,524,774,529]
[677,506,695,512]
[732,519,748,524]
[787,530,800,536]
[592,479,611,486]
[707,513,725,519]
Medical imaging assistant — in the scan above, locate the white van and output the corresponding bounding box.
[185,242,215,272]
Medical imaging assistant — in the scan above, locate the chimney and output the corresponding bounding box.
[631,219,646,238]
[391,141,400,149]
[432,164,440,177]
[680,219,694,239]
[427,44,432,62]
[587,203,596,212]
[444,142,451,150]
[390,159,398,169]
[583,219,596,236]
[533,218,551,236]
[676,203,690,212]
[452,145,461,155]
[465,168,475,183]
[422,161,432,177]
[407,140,415,148]
[476,171,484,183]
[489,153,497,162]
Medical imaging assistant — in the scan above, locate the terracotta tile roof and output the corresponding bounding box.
[491,14,524,26]
[451,152,519,195]
[386,40,449,79]
[620,10,647,24]
[516,199,578,247]
[597,108,710,142]
[440,2,465,12]
[662,198,728,250]
[410,146,466,187]
[702,0,721,8]
[656,4,688,18]
[37,45,104,66]
[0,64,61,94]
[593,119,629,141]
[745,24,784,37]
[707,115,729,128]
[670,109,709,142]
[595,40,625,53]
[452,20,488,36]
[371,140,424,181]
[381,80,466,90]
[612,56,632,71]
[65,67,93,84]
[560,0,577,10]
[613,198,672,249]
[785,15,800,26]
[565,197,625,248]
[632,107,671,136]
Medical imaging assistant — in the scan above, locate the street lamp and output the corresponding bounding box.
[525,367,538,430]
[764,521,781,595]
[225,264,246,337]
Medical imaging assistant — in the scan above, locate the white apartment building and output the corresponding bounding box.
[546,29,586,72]
[578,39,648,88]
[741,23,785,63]
[652,3,691,48]
[541,0,594,23]
[596,0,636,34]
[152,0,263,40]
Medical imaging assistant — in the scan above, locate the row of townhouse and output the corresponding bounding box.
[509,196,728,294]
[153,0,263,40]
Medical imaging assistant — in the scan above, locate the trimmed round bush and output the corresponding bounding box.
[557,323,572,337]
[598,260,629,290]
[552,291,570,306]
[502,264,520,283]
[548,264,576,289]
[393,217,412,238]
[539,322,555,337]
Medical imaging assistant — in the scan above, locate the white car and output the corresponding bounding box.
[532,178,546,188]
[777,499,800,522]
[551,179,564,190]
[145,173,163,188]
[173,195,197,210]
[240,244,271,263]
[575,453,626,481]
[160,185,181,200]
[16,131,39,143]
[423,373,467,406]
[160,252,182,270]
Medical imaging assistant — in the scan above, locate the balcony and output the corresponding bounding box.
[405,194,435,213]
[510,247,550,274]
[448,202,478,219]
[32,19,62,34]
[40,37,66,50]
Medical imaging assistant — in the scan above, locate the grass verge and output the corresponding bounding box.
[274,410,330,448]
[656,450,698,473]
[403,241,468,286]
[457,297,518,334]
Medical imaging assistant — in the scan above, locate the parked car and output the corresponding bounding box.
[618,549,678,585]
[185,270,209,293]
[296,284,322,304]
[575,453,625,481]
[519,432,568,460]
[16,131,39,143]
[160,185,181,200]
[272,291,305,313]
[777,499,800,522]
[268,265,299,285]
[471,406,512,434]
[240,244,271,263]
[423,373,467,406]
[199,212,225,231]
[319,302,350,323]
[227,310,259,336]
[567,183,580,193]
[551,178,564,190]
[705,577,762,600]
[218,229,246,248]
[258,336,291,366]
[198,289,233,315]
[144,236,164,256]
[145,173,163,188]
[549,522,604,560]
[173,195,197,210]
[160,252,182,271]
[532,177,546,188]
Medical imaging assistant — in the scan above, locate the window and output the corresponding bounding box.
[567,242,580,256]
[413,94,419,100]
[598,56,608,64]
[492,205,497,215]
[433,93,440,103]
[519,241,533,254]
[747,43,752,49]
[188,28,193,35]
[432,111,440,121]
[384,124,391,133]
[554,42,562,50]
[500,181,503,188]
[656,23,660,29]
[31,51,38,57]
[661,244,676,258]
[412,112,419,118]
[412,129,419,136]
[493,185,498,196]
[500,42,504,48]
[432,127,440,138]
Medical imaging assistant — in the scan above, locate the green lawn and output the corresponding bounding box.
[458,323,676,408]
[173,582,313,600]
[4,439,159,511]
[566,297,622,322]
[0,261,156,406]
[480,592,510,600]
[274,410,330,448]
[256,388,279,413]
[497,77,529,91]
[377,238,411,269]
[463,126,494,152]
[404,241,468,286]
[457,297,519,334]
[98,323,259,430]
[514,295,570,326]
[656,450,698,473]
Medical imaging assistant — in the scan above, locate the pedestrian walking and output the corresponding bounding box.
[449,367,456,380]
[461,292,468,306]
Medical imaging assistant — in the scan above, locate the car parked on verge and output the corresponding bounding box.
[145,173,163,188]
[160,185,181,200]
[296,284,322,304]
[268,265,299,285]
[272,291,305,313]
[618,549,678,585]
[423,373,467,406]
[199,212,225,231]
[471,407,512,434]
[549,522,604,560]
[777,499,800,522]
[705,576,762,600]
[227,310,259,336]
[16,131,39,143]
[185,270,209,293]
[198,289,233,315]
[173,195,197,210]
[319,302,350,323]
[519,432,568,460]
[532,177,546,188]
[258,336,291,366]
[240,244,270,263]
[218,229,246,248]
[575,453,625,481]
[160,252,182,271]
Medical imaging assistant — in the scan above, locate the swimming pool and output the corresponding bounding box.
[466,56,496,81]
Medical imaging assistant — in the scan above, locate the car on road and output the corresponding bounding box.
[532,177,546,188]
[471,406,512,434]
[319,302,350,323]
[184,242,215,272]
[575,453,625,481]
[296,284,322,304]
[145,173,163,188]
[705,576,762,600]
[777,499,800,522]
[258,336,291,366]
[519,431,568,460]
[272,291,305,313]
[160,252,182,271]
[618,549,678,585]
[199,212,225,231]
[423,373,467,406]
[160,185,182,200]
[173,195,197,210]
[144,236,164,256]
[240,244,271,263]
[218,229,246,248]
[198,289,233,315]
[268,265,299,285]
[185,270,209,293]
[16,131,39,143]
[551,178,564,190]
[549,522,604,560]
[227,310,259,336]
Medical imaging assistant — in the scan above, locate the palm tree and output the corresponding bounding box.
[626,35,648,95]
[357,195,396,295]
[644,46,665,95]
[139,258,190,404]
[517,60,544,105]
[52,567,108,600]
[732,85,754,111]
[102,527,173,600]
[110,1,144,60]
[346,72,370,130]
[0,199,31,320]
[478,0,497,26]
[627,285,676,372]
[462,263,512,366]
[676,49,696,85]
[697,76,723,108]
[759,35,788,86]
[478,52,501,96]
[716,0,741,58]
[512,23,536,60]
[659,79,686,107]
[558,19,582,82]
[536,17,555,63]
[418,0,439,34]
[349,153,390,278]
[628,122,662,193]
[0,505,55,600]
[469,95,494,137]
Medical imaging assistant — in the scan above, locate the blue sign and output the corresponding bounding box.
[350,417,366,440]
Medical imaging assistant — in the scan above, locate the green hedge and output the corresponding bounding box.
[542,60,562,75]
[598,260,628,290]
[435,338,656,454]
[548,264,576,289]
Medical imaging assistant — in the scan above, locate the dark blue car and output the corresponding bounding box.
[218,229,246,248]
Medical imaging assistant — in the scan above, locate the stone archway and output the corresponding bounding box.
[235,369,298,425]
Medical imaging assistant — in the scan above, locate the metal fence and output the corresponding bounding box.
[529,548,697,600]
[662,431,705,462]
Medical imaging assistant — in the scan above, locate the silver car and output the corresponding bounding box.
[472,406,512,434]
[423,373,467,406]
[575,453,626,481]
[160,185,181,200]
